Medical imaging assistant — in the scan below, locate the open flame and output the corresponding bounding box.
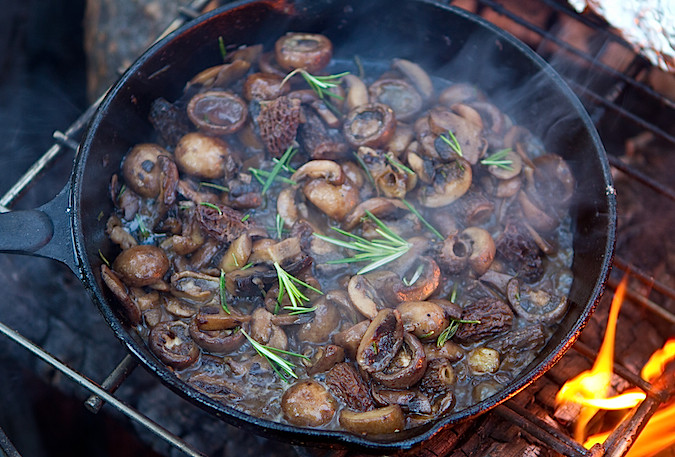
[556,274,675,456]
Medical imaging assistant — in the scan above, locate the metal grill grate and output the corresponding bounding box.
[1,0,674,456]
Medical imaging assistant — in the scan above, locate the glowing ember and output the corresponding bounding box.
[556,273,675,456]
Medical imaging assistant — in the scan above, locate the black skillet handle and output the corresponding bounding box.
[0,185,78,273]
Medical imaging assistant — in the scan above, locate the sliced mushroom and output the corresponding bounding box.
[371,332,427,388]
[291,160,345,185]
[485,148,522,180]
[343,103,396,148]
[189,308,246,353]
[531,153,575,208]
[174,132,233,179]
[418,159,472,207]
[356,309,404,374]
[112,245,169,287]
[305,345,345,375]
[438,83,483,107]
[219,233,252,273]
[392,257,441,302]
[187,91,248,135]
[392,58,433,101]
[343,197,406,231]
[339,405,405,435]
[428,107,486,164]
[397,301,449,341]
[347,274,385,319]
[506,278,569,323]
[186,60,251,89]
[250,307,288,350]
[248,237,303,265]
[121,143,169,198]
[368,78,422,122]
[274,33,332,73]
[170,271,219,304]
[460,227,496,276]
[101,265,141,325]
[296,296,341,343]
[332,320,370,359]
[281,380,337,427]
[149,321,199,369]
[276,187,302,227]
[343,74,369,111]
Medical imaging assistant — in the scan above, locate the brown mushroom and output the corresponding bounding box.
[242,72,290,101]
[186,60,251,90]
[296,296,341,343]
[343,74,369,111]
[291,160,345,185]
[397,301,449,341]
[418,159,472,207]
[339,405,405,435]
[506,278,569,323]
[460,227,496,276]
[189,307,246,353]
[392,58,433,101]
[368,78,423,122]
[174,132,233,179]
[170,271,219,304]
[302,178,359,221]
[149,320,199,369]
[347,274,386,319]
[428,107,486,164]
[371,332,427,388]
[356,309,404,374]
[121,143,169,198]
[186,91,248,135]
[305,345,345,375]
[281,380,337,427]
[392,257,441,302]
[332,320,370,359]
[101,265,141,325]
[343,197,406,231]
[274,33,332,73]
[325,362,374,411]
[438,83,483,107]
[112,245,169,287]
[343,103,396,148]
[219,233,252,273]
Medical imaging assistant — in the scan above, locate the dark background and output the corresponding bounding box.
[0,1,297,456]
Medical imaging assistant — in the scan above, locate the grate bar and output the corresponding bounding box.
[606,154,675,203]
[495,402,589,457]
[607,277,675,326]
[85,354,139,413]
[0,320,206,457]
[0,427,20,457]
[613,257,675,303]
[475,0,675,113]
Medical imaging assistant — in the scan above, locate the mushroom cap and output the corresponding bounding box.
[281,380,337,427]
[112,245,169,287]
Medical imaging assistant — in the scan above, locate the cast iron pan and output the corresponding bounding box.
[0,0,616,450]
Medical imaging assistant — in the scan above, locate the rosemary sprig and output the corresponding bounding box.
[199,201,222,215]
[240,329,309,382]
[283,305,319,316]
[249,168,296,186]
[218,36,227,61]
[481,148,514,170]
[313,211,411,275]
[275,214,285,239]
[439,130,463,157]
[436,317,481,347]
[402,264,424,286]
[274,261,323,311]
[400,198,444,240]
[251,145,297,195]
[241,213,251,222]
[199,182,229,192]
[281,69,349,100]
[450,283,459,303]
[272,157,297,173]
[219,269,230,314]
[135,214,150,239]
[240,262,253,271]
[385,152,415,175]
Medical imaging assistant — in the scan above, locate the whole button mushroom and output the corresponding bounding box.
[149,321,200,369]
[122,143,169,198]
[281,380,337,426]
[343,103,397,148]
[397,301,449,341]
[112,245,169,287]
[274,33,332,73]
[174,132,233,179]
[339,404,405,435]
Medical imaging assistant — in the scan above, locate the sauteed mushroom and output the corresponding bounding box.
[418,159,472,207]
[187,91,248,135]
[149,321,200,369]
[281,380,337,426]
[369,79,422,122]
[174,132,233,179]
[343,103,396,148]
[122,143,169,198]
[112,245,169,287]
[274,33,332,73]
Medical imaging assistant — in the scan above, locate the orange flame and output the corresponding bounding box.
[556,274,642,441]
[556,272,675,456]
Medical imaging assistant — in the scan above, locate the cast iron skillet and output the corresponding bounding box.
[0,0,616,450]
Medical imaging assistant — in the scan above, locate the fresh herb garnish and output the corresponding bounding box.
[218,36,227,61]
[274,262,323,312]
[436,317,481,347]
[219,269,230,314]
[272,157,297,173]
[117,184,127,201]
[99,249,111,267]
[385,152,415,175]
[231,252,239,267]
[240,262,253,271]
[440,130,463,157]
[199,201,222,215]
[313,211,411,275]
[250,145,297,195]
[135,214,150,239]
[241,213,250,222]
[450,283,459,303]
[402,264,424,287]
[353,151,377,189]
[97,210,105,221]
[240,329,309,381]
[400,198,444,240]
[249,168,296,186]
[275,214,285,240]
[199,182,229,192]
[481,148,514,170]
[281,69,349,100]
